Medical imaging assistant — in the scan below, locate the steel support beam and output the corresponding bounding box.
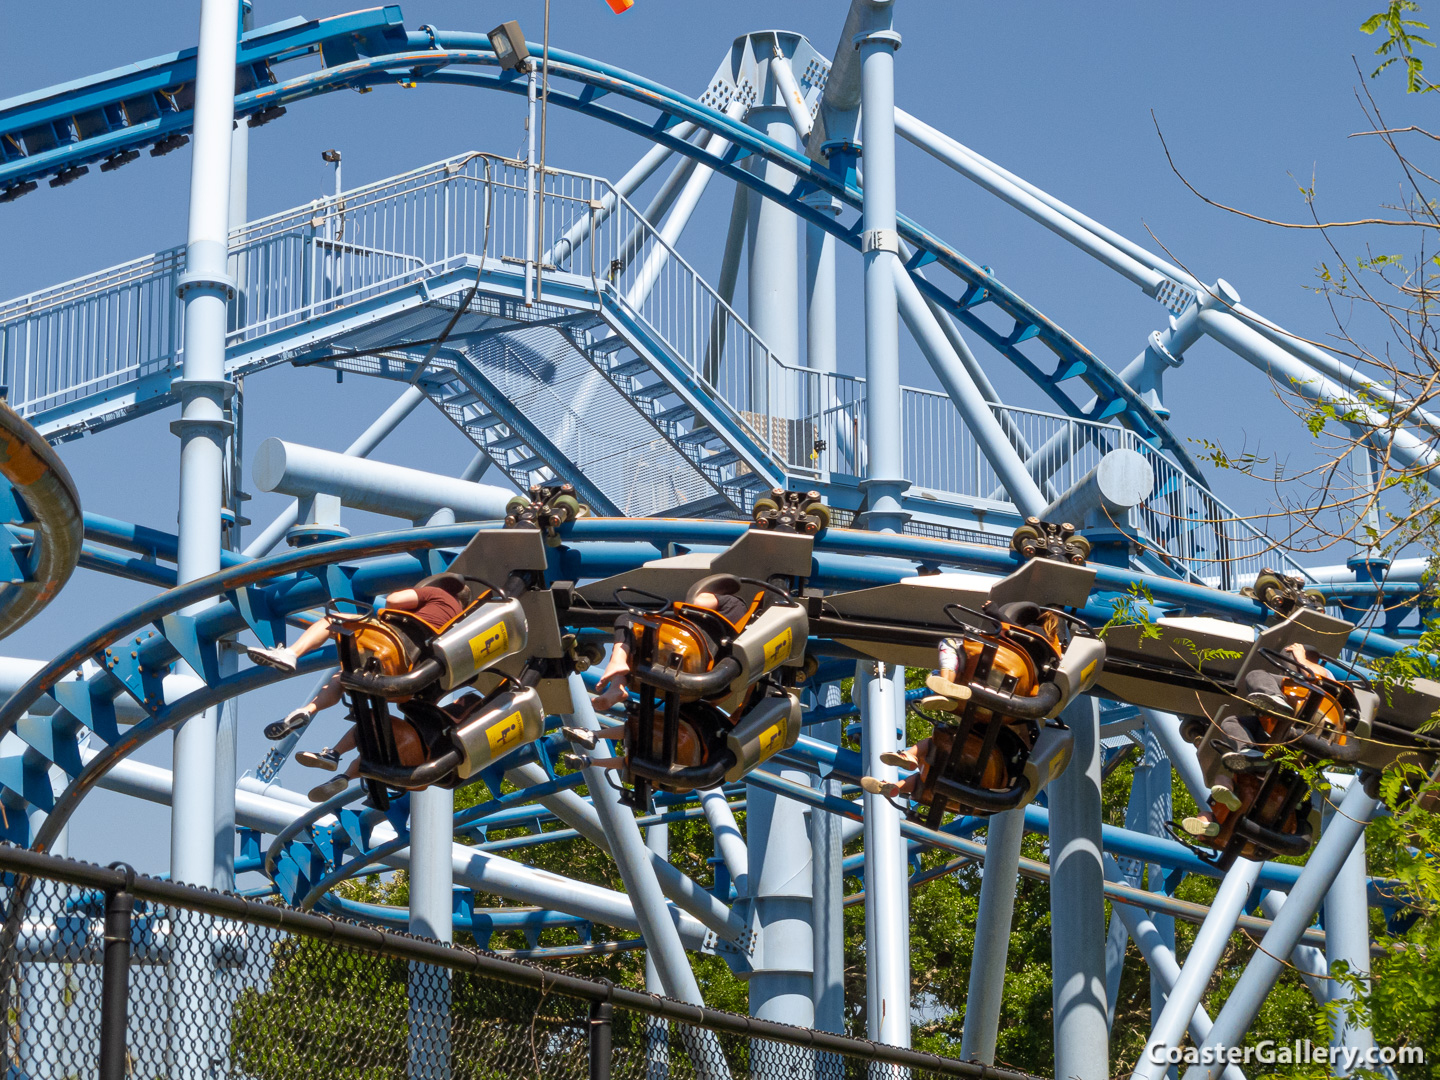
[856,4,907,531]
[1049,695,1108,1080]
[1135,859,1262,1080]
[171,0,239,891]
[858,660,910,1047]
[1323,796,1375,1072]
[808,691,846,1038]
[960,806,1025,1064]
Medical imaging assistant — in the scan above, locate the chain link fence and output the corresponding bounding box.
[0,844,1038,1080]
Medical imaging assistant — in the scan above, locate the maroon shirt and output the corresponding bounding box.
[410,585,465,629]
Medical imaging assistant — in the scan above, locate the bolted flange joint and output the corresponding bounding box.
[175,270,237,301]
[853,29,902,51]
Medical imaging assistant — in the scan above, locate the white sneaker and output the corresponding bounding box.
[562,726,599,750]
[247,645,297,673]
[1210,784,1243,812]
[1182,815,1221,838]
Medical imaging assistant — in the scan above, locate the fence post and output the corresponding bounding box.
[99,876,135,1080]
[589,998,613,1080]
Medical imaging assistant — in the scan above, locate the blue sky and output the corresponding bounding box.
[0,1,1417,870]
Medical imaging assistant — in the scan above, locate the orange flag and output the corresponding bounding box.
[605,0,634,10]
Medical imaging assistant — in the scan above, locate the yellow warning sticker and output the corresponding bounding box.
[469,621,510,667]
[486,711,525,757]
[762,627,793,672]
[1079,659,1099,684]
[757,720,787,759]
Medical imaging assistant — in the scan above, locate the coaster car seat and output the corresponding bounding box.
[908,600,1104,823]
[611,573,808,810]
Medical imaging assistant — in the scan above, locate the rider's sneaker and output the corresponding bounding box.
[562,726,599,750]
[308,776,349,803]
[879,751,917,770]
[296,747,341,772]
[1247,692,1294,717]
[1182,815,1221,838]
[1221,748,1270,774]
[264,706,314,741]
[1210,784,1243,812]
[560,752,593,771]
[924,673,972,702]
[247,645,297,673]
[860,776,902,799]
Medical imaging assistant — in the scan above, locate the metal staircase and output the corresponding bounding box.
[0,151,1306,580]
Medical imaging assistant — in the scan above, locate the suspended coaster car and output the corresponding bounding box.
[611,572,808,812]
[337,487,588,808]
[905,596,1103,823]
[1176,645,1379,869]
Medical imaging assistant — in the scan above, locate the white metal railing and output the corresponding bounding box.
[0,152,1305,587]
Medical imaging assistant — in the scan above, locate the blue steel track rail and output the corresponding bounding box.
[0,14,1204,485]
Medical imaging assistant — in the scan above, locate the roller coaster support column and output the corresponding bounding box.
[407,786,454,1080]
[856,3,907,532]
[1181,780,1382,1080]
[858,661,911,1048]
[1134,858,1262,1080]
[644,823,670,1080]
[893,262,1045,516]
[809,695,846,1041]
[746,101,801,397]
[959,806,1025,1064]
[1322,791,1375,1073]
[1104,858,1244,1080]
[562,675,707,1005]
[1049,696,1108,1080]
[171,0,238,890]
[1257,890,1329,1001]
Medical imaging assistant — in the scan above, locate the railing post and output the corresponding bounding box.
[99,877,135,1080]
[589,998,613,1080]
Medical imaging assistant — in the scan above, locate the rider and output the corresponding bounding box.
[247,574,472,802]
[1180,641,1331,838]
[562,578,752,769]
[858,635,971,800]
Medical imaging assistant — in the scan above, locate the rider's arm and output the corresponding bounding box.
[386,589,421,610]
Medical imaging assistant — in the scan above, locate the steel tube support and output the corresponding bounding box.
[892,261,1046,515]
[746,108,802,394]
[700,787,749,896]
[643,823,671,1080]
[1181,781,1383,1080]
[1257,890,1329,1001]
[745,765,815,1029]
[1134,859,1262,1080]
[809,696,846,1039]
[1142,710,1210,807]
[407,785,454,1080]
[171,0,239,892]
[960,806,1025,1064]
[1322,799,1374,1072]
[563,674,707,1003]
[1196,295,1440,486]
[252,439,512,523]
[1104,858,1244,1080]
[98,883,133,1080]
[858,660,910,1047]
[857,8,907,531]
[243,386,427,557]
[1049,696,1108,1080]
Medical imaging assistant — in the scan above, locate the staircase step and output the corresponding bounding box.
[726,472,772,492]
[445,389,482,409]
[512,455,548,473]
[677,425,721,447]
[631,382,675,403]
[610,357,651,378]
[656,404,695,425]
[588,335,628,356]
[467,412,504,431]
[491,434,529,453]
[702,447,741,468]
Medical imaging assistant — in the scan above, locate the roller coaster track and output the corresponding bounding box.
[0,9,1203,484]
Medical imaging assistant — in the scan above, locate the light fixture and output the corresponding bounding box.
[320,149,341,164]
[488,21,530,73]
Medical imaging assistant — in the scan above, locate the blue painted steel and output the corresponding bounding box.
[0,16,1201,485]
